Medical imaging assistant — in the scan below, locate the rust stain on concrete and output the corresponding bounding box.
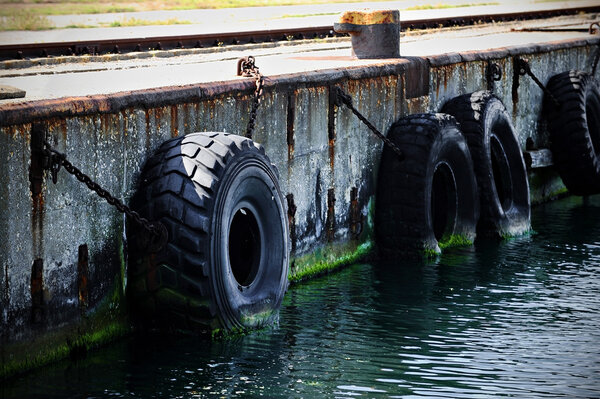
[170,106,179,138]
[328,86,337,170]
[286,194,297,252]
[154,107,164,132]
[30,259,44,324]
[287,91,295,161]
[350,187,362,240]
[326,188,336,242]
[78,244,89,312]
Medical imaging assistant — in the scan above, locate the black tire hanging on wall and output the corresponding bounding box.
[442,91,530,238]
[545,70,600,195]
[375,113,479,257]
[128,132,289,333]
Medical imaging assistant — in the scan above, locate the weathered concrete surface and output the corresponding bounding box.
[1,22,599,377]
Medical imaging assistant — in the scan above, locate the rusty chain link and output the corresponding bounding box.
[515,58,560,108]
[332,87,405,161]
[237,56,264,138]
[43,141,168,251]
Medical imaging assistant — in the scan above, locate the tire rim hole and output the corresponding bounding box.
[586,93,600,157]
[431,163,457,242]
[490,135,513,212]
[229,207,261,287]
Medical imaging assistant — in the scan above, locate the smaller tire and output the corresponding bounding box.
[375,113,479,256]
[443,91,530,238]
[545,70,600,195]
[128,132,289,333]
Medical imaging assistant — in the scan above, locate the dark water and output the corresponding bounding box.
[4,195,600,398]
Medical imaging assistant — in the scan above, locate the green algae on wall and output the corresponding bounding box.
[0,283,131,380]
[423,234,474,258]
[0,237,131,380]
[288,240,374,284]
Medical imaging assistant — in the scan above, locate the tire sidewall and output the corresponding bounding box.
[211,150,289,330]
[482,98,530,235]
[584,79,600,174]
[424,123,479,250]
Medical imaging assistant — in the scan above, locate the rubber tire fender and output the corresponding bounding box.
[375,113,479,257]
[545,70,600,195]
[128,132,289,332]
[442,91,530,237]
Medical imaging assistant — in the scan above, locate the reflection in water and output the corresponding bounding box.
[3,195,600,398]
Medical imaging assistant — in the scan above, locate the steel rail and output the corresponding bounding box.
[1,5,599,61]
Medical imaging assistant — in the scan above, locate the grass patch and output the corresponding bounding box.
[0,11,53,30]
[0,5,137,17]
[64,23,96,28]
[280,12,338,19]
[0,0,502,19]
[108,17,192,27]
[404,2,498,10]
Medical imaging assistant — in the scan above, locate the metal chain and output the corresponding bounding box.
[43,141,167,249]
[237,56,264,138]
[332,87,404,161]
[515,58,560,108]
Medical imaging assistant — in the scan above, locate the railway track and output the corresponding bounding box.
[1,5,599,61]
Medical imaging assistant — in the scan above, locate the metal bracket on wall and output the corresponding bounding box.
[514,57,560,108]
[487,61,502,92]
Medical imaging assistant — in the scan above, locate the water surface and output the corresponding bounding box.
[3,195,600,398]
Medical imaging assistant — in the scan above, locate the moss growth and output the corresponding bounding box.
[534,186,569,205]
[423,234,473,258]
[528,169,569,205]
[210,322,274,341]
[211,327,247,340]
[289,240,374,284]
[439,234,473,250]
[240,309,275,328]
[423,247,441,258]
[1,237,131,380]
[501,228,536,241]
[1,308,130,380]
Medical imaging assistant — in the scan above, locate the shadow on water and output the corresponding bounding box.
[3,195,600,398]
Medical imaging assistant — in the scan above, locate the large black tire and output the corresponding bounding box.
[443,91,530,237]
[128,132,289,333]
[375,113,479,256]
[545,70,600,195]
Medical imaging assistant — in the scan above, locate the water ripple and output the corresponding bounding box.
[3,196,600,398]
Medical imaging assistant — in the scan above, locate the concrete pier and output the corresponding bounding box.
[1,13,599,377]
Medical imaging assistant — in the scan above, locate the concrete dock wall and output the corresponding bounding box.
[1,36,598,376]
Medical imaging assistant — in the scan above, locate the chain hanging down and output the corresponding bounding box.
[332,86,404,161]
[43,141,168,251]
[237,56,264,138]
